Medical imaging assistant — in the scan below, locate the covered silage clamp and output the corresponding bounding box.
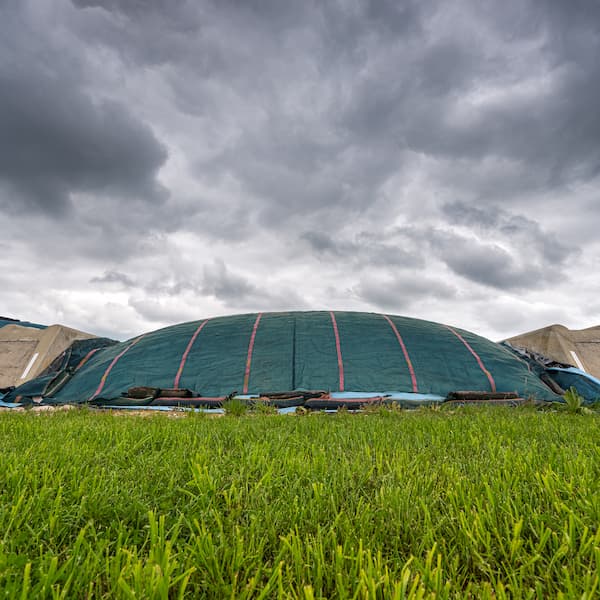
[6,311,559,408]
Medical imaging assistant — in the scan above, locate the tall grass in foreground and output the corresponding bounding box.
[0,408,598,598]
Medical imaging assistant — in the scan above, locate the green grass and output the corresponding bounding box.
[0,408,599,598]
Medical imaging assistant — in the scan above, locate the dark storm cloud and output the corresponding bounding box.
[0,2,167,216]
[0,80,168,214]
[70,0,427,227]
[398,2,600,188]
[335,0,600,199]
[2,0,599,338]
[69,0,600,233]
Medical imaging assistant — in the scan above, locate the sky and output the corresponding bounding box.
[1,0,599,342]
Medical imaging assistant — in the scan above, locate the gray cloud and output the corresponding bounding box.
[69,0,600,229]
[202,259,255,302]
[0,2,168,217]
[73,0,186,14]
[0,0,598,341]
[355,273,457,312]
[441,202,579,264]
[427,228,565,290]
[90,270,137,287]
[127,296,201,325]
[301,230,424,269]
[401,35,600,188]
[200,259,307,311]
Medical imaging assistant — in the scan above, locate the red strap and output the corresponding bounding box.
[74,347,101,373]
[90,335,146,400]
[243,313,263,393]
[90,334,145,400]
[329,311,345,391]
[173,319,210,389]
[382,315,418,392]
[445,326,496,392]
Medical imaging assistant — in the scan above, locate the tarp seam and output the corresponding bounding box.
[89,335,146,400]
[173,319,210,389]
[242,313,262,393]
[445,326,496,392]
[74,348,101,373]
[382,314,418,393]
[330,311,345,391]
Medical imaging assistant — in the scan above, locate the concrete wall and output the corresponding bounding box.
[506,324,600,379]
[0,324,95,388]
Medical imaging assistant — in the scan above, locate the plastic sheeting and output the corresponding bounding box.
[546,367,600,402]
[6,311,559,404]
[0,318,45,330]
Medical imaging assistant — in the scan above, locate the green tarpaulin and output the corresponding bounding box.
[7,311,558,404]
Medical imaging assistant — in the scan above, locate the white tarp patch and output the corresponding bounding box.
[20,352,39,379]
[570,350,586,373]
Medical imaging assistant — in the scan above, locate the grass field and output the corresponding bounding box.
[0,407,599,598]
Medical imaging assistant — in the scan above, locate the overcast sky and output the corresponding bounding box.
[1,0,599,341]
